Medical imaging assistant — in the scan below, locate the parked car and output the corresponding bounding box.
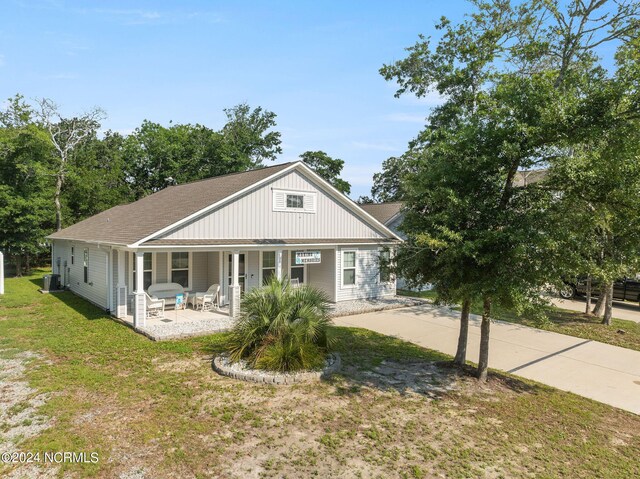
[562,277,640,304]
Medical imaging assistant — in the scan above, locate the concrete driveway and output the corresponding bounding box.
[550,296,640,323]
[334,303,640,415]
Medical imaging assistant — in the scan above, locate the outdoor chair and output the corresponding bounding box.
[189,284,219,311]
[290,278,300,289]
[145,293,165,319]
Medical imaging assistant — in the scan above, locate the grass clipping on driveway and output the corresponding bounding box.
[0,274,638,479]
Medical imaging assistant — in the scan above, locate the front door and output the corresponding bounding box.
[226,253,246,300]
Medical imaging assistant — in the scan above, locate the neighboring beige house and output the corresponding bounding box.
[48,162,401,327]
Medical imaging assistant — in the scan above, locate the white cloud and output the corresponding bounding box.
[87,8,224,26]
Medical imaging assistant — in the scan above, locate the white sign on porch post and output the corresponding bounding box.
[0,251,4,295]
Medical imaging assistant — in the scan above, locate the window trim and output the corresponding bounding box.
[378,249,393,284]
[83,248,89,284]
[272,188,317,213]
[167,252,193,291]
[341,249,357,288]
[259,250,277,285]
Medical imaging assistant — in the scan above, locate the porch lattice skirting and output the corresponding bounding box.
[134,292,146,328]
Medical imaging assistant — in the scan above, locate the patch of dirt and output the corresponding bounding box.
[0,349,56,478]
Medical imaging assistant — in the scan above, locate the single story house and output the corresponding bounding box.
[47,161,401,327]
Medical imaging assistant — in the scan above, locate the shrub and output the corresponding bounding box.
[226,276,334,372]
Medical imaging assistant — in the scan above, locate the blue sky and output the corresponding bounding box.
[1,0,468,198]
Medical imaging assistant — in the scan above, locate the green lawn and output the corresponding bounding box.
[1,272,639,478]
[402,289,640,352]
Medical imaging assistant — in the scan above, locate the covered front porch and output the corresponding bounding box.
[112,246,337,329]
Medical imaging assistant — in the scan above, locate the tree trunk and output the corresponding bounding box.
[14,254,22,278]
[454,298,471,368]
[54,174,63,231]
[585,276,592,315]
[592,285,606,317]
[477,296,491,382]
[25,253,31,276]
[602,282,614,326]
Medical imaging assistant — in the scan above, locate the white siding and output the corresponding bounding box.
[335,246,396,302]
[159,170,387,241]
[53,239,109,309]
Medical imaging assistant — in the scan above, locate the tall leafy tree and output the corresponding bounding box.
[220,103,282,169]
[383,0,639,379]
[300,150,351,195]
[0,96,55,275]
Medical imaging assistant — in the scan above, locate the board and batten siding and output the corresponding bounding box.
[159,170,387,241]
[52,239,110,309]
[335,246,395,302]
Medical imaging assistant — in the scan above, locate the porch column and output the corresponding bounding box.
[275,249,283,281]
[229,250,241,319]
[133,251,146,328]
[116,249,127,319]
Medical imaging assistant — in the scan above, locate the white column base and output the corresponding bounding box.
[229,285,241,319]
[133,292,146,328]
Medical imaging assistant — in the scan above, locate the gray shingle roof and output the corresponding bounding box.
[359,202,403,225]
[48,162,294,245]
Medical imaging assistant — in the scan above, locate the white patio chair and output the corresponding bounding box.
[290,278,300,289]
[145,293,165,319]
[190,284,220,311]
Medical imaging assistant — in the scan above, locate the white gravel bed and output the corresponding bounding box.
[213,353,341,384]
[137,315,237,341]
[0,349,56,478]
[329,296,425,318]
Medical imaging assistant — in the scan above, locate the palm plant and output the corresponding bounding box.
[226,276,334,372]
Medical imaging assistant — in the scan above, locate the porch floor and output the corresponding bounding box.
[118,296,425,341]
[122,306,236,341]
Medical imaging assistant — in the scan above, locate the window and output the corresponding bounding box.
[262,251,276,284]
[290,251,304,284]
[71,246,74,265]
[83,248,89,283]
[171,252,189,288]
[286,194,304,209]
[273,190,316,213]
[342,251,356,286]
[133,253,153,291]
[379,250,391,283]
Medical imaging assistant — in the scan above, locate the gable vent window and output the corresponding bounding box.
[286,194,304,209]
[273,189,317,213]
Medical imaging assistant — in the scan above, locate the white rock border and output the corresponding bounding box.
[213,353,341,385]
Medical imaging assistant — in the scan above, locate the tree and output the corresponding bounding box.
[34,98,105,230]
[220,103,282,170]
[383,0,639,380]
[300,150,351,195]
[64,130,133,220]
[0,96,55,275]
[370,155,412,202]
